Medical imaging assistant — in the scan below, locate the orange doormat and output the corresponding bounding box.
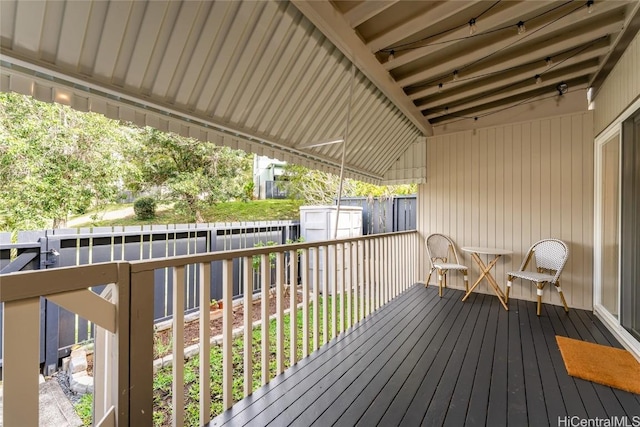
[556,336,640,395]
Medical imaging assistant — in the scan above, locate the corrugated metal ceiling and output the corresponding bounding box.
[0,0,425,184]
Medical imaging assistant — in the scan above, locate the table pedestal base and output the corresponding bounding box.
[461,252,509,311]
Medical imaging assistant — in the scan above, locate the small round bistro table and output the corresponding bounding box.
[460,247,512,311]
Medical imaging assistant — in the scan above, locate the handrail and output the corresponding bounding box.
[129,230,417,272]
[0,262,121,302]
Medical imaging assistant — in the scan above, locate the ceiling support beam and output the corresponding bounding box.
[291,0,433,136]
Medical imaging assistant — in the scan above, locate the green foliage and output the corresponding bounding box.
[133,197,157,220]
[243,180,255,201]
[0,93,131,231]
[281,164,416,205]
[125,127,252,223]
[280,164,355,204]
[354,181,417,198]
[252,240,278,271]
[251,237,305,272]
[74,393,93,426]
[70,199,304,227]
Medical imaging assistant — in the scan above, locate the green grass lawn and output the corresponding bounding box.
[70,199,304,227]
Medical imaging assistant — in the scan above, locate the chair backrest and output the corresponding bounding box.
[520,239,569,283]
[425,233,460,267]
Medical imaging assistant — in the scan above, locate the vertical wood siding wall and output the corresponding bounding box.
[594,31,640,135]
[417,111,595,310]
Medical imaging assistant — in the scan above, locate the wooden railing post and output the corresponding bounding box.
[2,297,40,427]
[116,262,131,427]
[129,269,155,426]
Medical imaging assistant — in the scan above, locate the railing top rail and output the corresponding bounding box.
[0,262,121,303]
[130,230,418,273]
[0,242,42,250]
[43,221,300,241]
[0,230,418,300]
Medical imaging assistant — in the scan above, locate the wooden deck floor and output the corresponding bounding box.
[209,284,640,427]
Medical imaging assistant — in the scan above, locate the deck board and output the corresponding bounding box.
[209,284,640,427]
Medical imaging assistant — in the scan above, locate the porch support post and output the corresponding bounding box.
[117,263,131,427]
[2,297,40,427]
[129,269,155,426]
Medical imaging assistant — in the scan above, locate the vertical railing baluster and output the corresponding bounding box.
[222,259,234,409]
[301,248,310,358]
[276,252,285,374]
[372,238,376,307]
[400,235,405,291]
[339,243,345,334]
[394,235,399,297]
[243,257,254,396]
[321,245,328,345]
[388,236,392,300]
[378,238,383,306]
[199,262,211,425]
[358,241,364,322]
[345,242,355,330]
[402,235,406,290]
[289,249,298,366]
[384,237,389,305]
[405,234,409,289]
[172,266,185,426]
[365,240,371,317]
[261,253,270,385]
[374,239,384,310]
[312,248,320,351]
[330,244,337,340]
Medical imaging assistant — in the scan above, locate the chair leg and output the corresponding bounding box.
[438,270,443,297]
[505,276,512,303]
[426,268,434,288]
[536,282,545,316]
[443,271,447,289]
[463,270,469,293]
[555,281,569,313]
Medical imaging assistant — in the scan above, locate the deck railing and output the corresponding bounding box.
[0,230,419,426]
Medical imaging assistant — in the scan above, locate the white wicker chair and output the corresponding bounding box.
[425,234,469,297]
[505,239,569,316]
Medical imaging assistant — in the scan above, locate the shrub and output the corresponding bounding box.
[133,196,157,220]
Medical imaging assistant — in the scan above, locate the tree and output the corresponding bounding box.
[353,181,417,198]
[0,93,129,231]
[126,128,252,222]
[280,164,416,205]
[280,164,356,205]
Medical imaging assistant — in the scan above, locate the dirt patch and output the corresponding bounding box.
[153,291,302,359]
